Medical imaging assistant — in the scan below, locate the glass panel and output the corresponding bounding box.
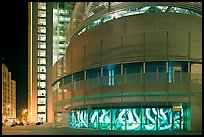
[142,108,157,130]
[38,50,46,57]
[37,98,46,104]
[69,111,76,128]
[38,18,46,25]
[99,109,111,130]
[38,10,46,18]
[38,90,46,96]
[173,111,181,130]
[38,26,46,33]
[112,108,126,130]
[38,2,46,10]
[38,81,46,88]
[37,114,46,122]
[38,106,46,112]
[38,34,46,41]
[74,110,88,128]
[88,109,98,129]
[126,108,141,130]
[38,66,46,73]
[38,58,46,65]
[158,108,172,130]
[38,42,46,49]
[38,74,46,80]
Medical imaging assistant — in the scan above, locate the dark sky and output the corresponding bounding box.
[2,2,28,116]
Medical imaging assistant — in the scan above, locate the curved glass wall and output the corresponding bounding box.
[53,61,199,89]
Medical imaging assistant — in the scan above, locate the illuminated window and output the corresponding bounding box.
[38,18,46,25]
[38,2,46,10]
[38,90,46,96]
[38,58,46,65]
[38,10,46,18]
[38,34,46,41]
[38,106,46,112]
[58,36,66,41]
[38,98,46,104]
[38,42,46,49]
[38,26,46,33]
[38,50,46,57]
[59,16,68,22]
[38,81,46,88]
[37,114,46,122]
[38,66,46,73]
[38,74,46,80]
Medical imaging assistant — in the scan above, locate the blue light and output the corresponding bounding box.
[168,66,172,83]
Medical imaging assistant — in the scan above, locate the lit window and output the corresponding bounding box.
[38,2,46,10]
[38,74,46,80]
[38,58,46,65]
[38,42,46,49]
[38,34,46,41]
[38,66,46,73]
[38,10,46,18]
[38,18,46,25]
[38,26,46,33]
[37,114,46,122]
[38,82,46,88]
[38,98,46,104]
[38,106,46,112]
[38,50,46,57]
[38,90,46,96]
[59,36,66,41]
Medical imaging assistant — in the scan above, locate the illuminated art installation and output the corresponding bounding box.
[69,107,184,130]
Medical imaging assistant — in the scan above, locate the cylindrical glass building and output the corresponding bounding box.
[52,2,202,131]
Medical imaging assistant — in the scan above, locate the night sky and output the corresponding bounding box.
[2,2,28,116]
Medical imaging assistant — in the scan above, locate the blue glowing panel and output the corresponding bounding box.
[99,109,111,130]
[75,110,88,128]
[181,108,184,129]
[173,111,182,130]
[158,108,172,131]
[142,108,157,130]
[112,108,126,130]
[88,109,98,129]
[126,108,141,130]
[69,111,76,128]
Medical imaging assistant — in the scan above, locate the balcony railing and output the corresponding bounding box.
[68,72,201,91]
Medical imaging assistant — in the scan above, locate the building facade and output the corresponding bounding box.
[28,2,75,123]
[2,63,16,124]
[52,2,202,131]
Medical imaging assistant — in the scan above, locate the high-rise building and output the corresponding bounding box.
[52,2,202,131]
[28,2,75,123]
[2,63,16,124]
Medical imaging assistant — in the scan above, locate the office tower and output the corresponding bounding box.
[28,2,75,123]
[52,2,202,131]
[2,63,16,124]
